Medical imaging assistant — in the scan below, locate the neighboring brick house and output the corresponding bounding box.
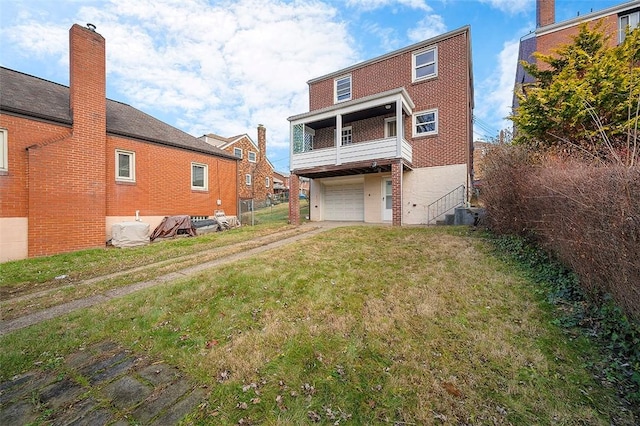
[288,26,473,225]
[272,171,289,197]
[0,24,238,262]
[513,0,640,109]
[200,125,274,205]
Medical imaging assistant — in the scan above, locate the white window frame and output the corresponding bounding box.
[191,162,208,191]
[245,174,252,186]
[412,46,438,82]
[265,177,270,187]
[115,149,135,182]
[413,109,438,137]
[384,118,397,138]
[340,126,353,146]
[234,147,243,159]
[248,151,257,163]
[0,128,7,172]
[619,11,639,43]
[334,74,352,103]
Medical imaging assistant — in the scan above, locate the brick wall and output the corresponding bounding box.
[220,126,273,203]
[308,30,470,169]
[25,24,108,257]
[106,136,237,218]
[391,160,402,226]
[537,0,555,27]
[289,173,300,224]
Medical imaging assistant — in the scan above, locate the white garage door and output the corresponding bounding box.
[324,184,364,221]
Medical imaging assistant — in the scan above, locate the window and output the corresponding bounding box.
[115,149,135,182]
[412,46,437,81]
[385,118,397,138]
[246,174,252,185]
[413,109,438,136]
[234,147,243,159]
[266,177,270,187]
[335,74,352,103]
[619,11,639,43]
[0,128,7,172]
[248,151,257,162]
[191,162,208,190]
[341,126,352,146]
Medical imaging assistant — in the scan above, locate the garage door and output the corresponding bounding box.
[324,184,364,221]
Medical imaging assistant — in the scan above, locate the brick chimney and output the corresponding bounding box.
[257,124,267,160]
[537,0,555,27]
[69,23,106,138]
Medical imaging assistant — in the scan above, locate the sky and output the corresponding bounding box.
[0,0,624,172]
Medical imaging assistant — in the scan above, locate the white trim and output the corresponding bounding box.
[245,174,252,186]
[413,109,438,137]
[0,128,7,172]
[619,11,640,43]
[384,117,397,138]
[115,149,135,182]
[339,126,353,146]
[334,74,352,103]
[248,151,257,163]
[234,147,243,159]
[191,162,208,191]
[412,46,438,82]
[265,177,270,187]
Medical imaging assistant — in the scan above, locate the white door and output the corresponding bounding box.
[324,184,364,221]
[383,178,392,221]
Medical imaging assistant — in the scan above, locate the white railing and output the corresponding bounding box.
[291,137,412,170]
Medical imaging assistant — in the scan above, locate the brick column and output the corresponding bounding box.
[289,174,300,225]
[391,161,402,226]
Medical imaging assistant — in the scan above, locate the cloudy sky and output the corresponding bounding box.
[0,0,622,171]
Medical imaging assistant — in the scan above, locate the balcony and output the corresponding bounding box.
[288,87,415,175]
[291,137,412,171]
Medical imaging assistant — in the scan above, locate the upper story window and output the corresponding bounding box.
[192,162,208,191]
[341,126,353,146]
[413,109,438,137]
[0,128,7,173]
[115,149,135,182]
[234,147,243,159]
[335,74,352,103]
[385,118,397,138]
[248,151,257,162]
[265,177,270,187]
[619,11,639,43]
[412,46,437,82]
[245,174,252,186]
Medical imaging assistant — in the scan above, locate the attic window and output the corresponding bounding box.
[234,147,243,159]
[412,46,437,82]
[335,74,352,103]
[248,151,257,162]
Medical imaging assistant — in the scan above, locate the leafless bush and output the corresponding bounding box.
[482,147,640,319]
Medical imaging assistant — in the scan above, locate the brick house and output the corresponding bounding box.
[514,0,640,109]
[0,24,238,262]
[288,26,473,225]
[200,125,274,206]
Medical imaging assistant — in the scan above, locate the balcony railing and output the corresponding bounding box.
[291,137,412,171]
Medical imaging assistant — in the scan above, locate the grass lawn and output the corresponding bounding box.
[0,225,632,424]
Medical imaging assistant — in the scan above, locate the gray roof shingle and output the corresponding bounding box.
[0,67,235,159]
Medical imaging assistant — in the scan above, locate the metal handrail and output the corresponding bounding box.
[427,185,465,224]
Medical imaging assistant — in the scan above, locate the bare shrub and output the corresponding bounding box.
[482,146,640,319]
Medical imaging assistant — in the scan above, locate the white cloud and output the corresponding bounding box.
[475,38,520,135]
[478,0,530,15]
[346,0,432,12]
[407,14,447,42]
[3,0,357,167]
